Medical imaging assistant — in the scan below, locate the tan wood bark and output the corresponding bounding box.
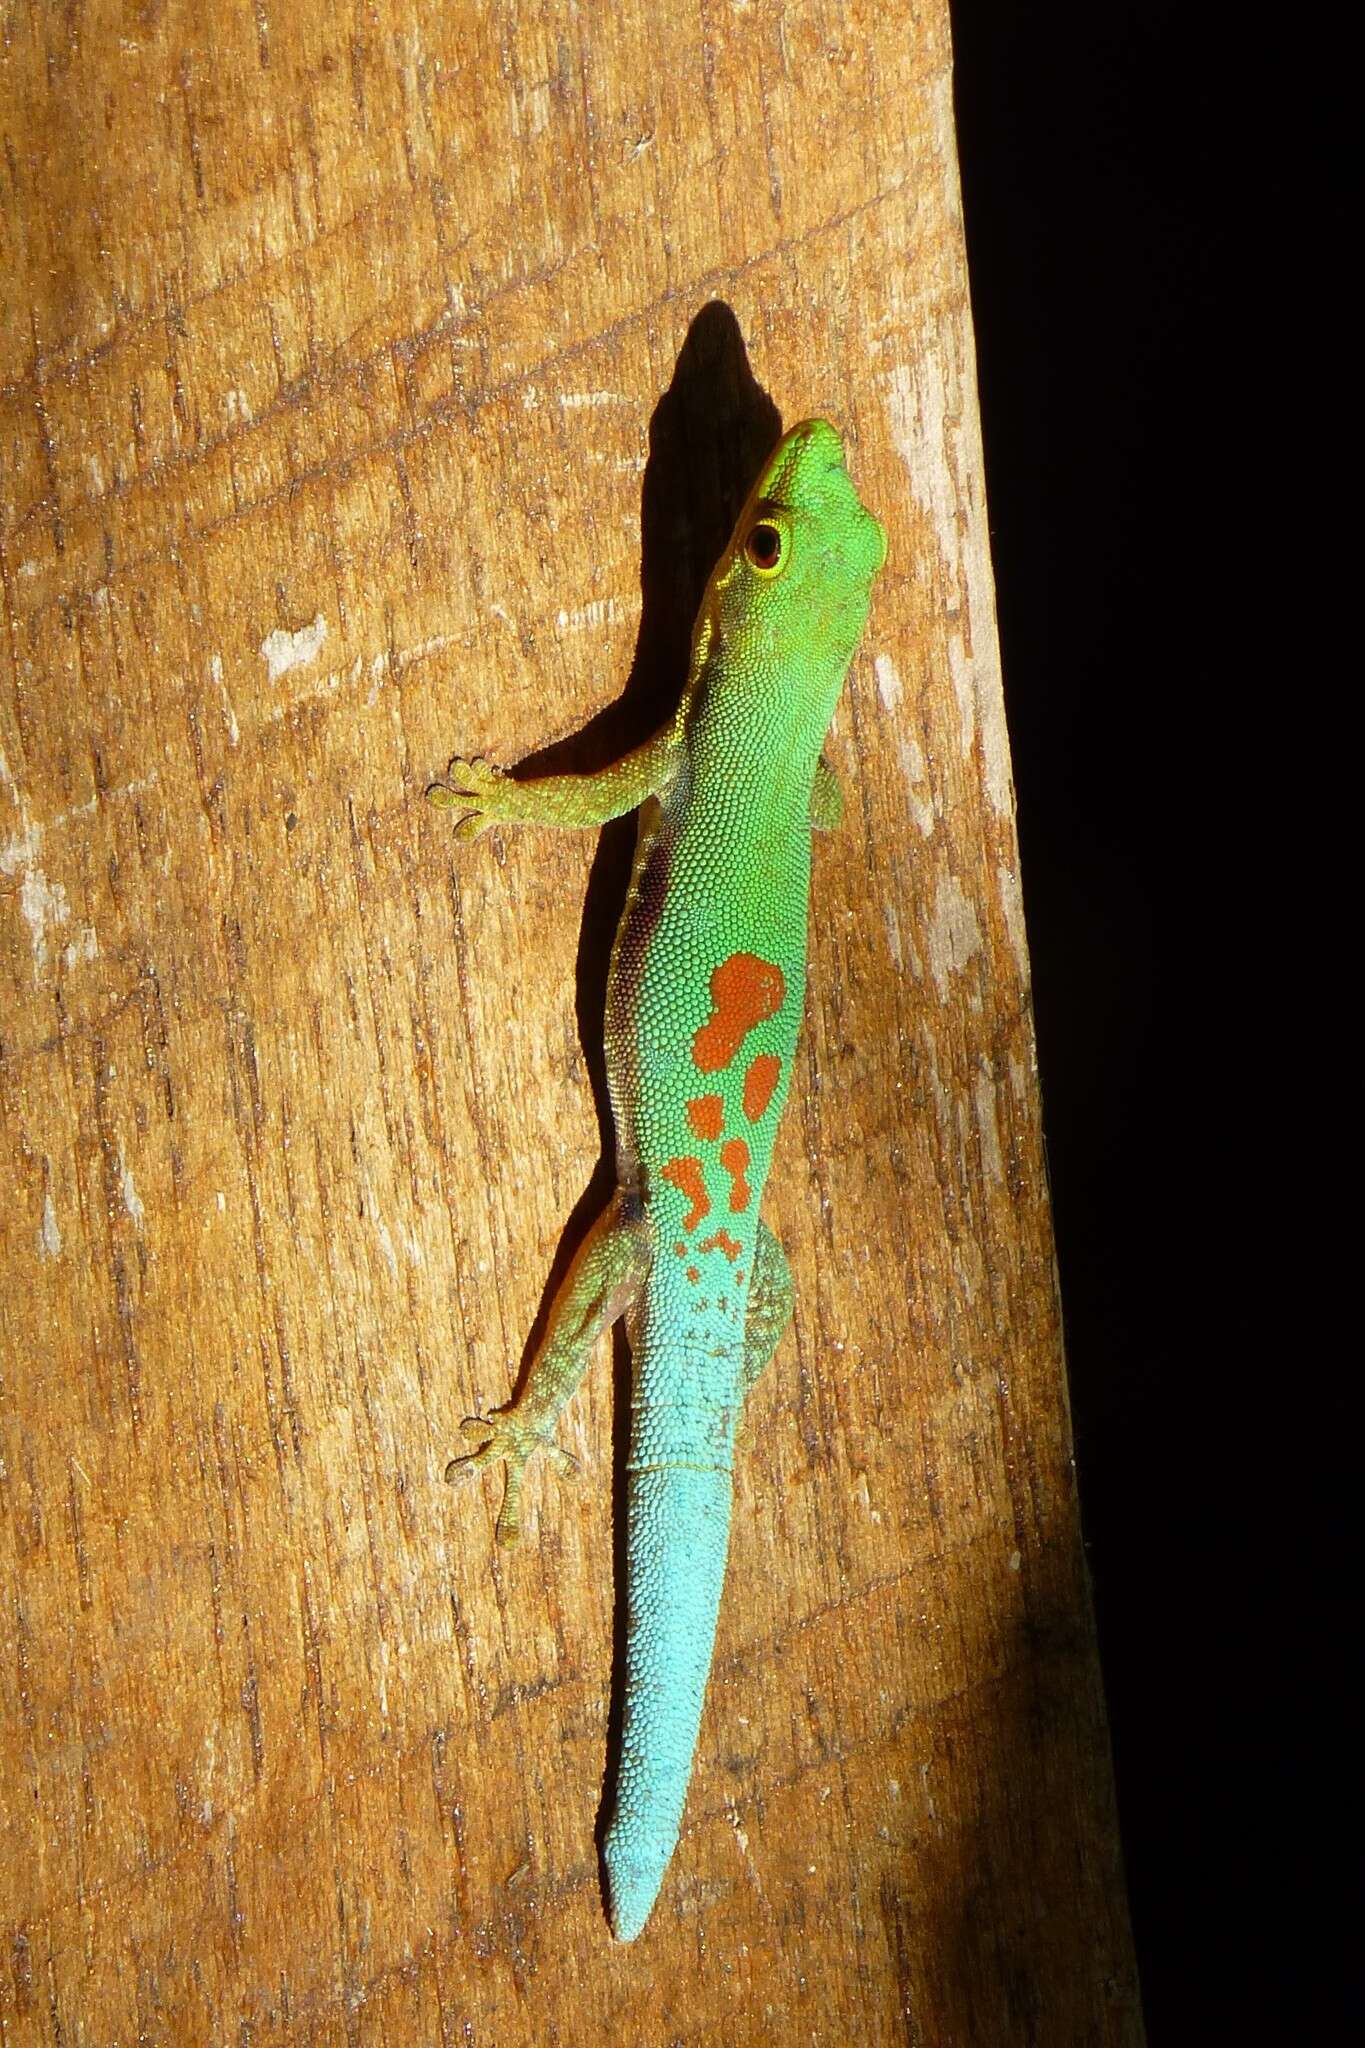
[1,4,1143,2041]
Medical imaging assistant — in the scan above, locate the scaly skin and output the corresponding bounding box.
[432,417,886,1940]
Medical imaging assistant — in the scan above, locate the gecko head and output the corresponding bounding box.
[710,418,887,721]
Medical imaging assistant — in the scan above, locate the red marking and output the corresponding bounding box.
[674,1241,687,1257]
[698,1230,742,1262]
[692,953,786,1073]
[743,1053,782,1122]
[662,1156,710,1233]
[719,1137,752,1213]
[736,1269,745,1286]
[686,1265,700,1284]
[686,1094,724,1142]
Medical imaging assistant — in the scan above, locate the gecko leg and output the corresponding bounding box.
[740,1219,795,1401]
[428,726,679,839]
[450,1196,650,1545]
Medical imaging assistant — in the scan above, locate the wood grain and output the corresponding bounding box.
[1,3,1143,2041]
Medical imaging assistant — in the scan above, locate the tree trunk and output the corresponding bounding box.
[0,4,1142,2040]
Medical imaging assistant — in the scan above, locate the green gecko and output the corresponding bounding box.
[431,416,886,1941]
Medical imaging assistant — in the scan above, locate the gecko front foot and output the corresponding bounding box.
[426,757,517,840]
[446,1410,578,1546]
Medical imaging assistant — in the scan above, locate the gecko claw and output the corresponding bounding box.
[427,755,516,838]
[426,784,493,839]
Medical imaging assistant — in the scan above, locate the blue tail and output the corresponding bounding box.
[603,1460,734,1940]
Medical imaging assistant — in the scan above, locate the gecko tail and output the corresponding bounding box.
[606,1849,669,1946]
[603,1460,734,1941]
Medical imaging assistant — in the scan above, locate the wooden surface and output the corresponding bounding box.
[0,4,1143,2042]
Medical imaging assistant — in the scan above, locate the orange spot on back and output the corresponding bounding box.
[686,1265,700,1284]
[698,1230,742,1261]
[661,1156,710,1233]
[692,953,786,1074]
[686,1094,724,1142]
[719,1137,752,1213]
[743,1053,782,1122]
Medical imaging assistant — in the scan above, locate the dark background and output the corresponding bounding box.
[949,8,1344,2037]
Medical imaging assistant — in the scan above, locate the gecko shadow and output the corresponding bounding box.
[505,299,781,1186]
[495,300,781,1388]
[492,302,781,1915]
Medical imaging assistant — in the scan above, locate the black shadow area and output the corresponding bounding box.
[950,5,1343,2035]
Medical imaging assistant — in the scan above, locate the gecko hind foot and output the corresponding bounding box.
[446,1411,578,1546]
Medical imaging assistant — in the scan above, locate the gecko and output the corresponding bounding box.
[430,415,886,1941]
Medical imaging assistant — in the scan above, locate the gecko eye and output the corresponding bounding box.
[744,520,786,576]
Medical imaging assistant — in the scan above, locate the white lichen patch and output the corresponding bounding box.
[874,651,903,710]
[972,1068,1005,1185]
[898,730,936,839]
[0,819,41,876]
[996,860,1031,987]
[553,596,628,634]
[4,758,100,982]
[38,1190,62,1260]
[925,871,983,999]
[119,1147,146,1230]
[63,926,99,970]
[260,613,326,682]
[20,867,70,973]
[558,390,628,410]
